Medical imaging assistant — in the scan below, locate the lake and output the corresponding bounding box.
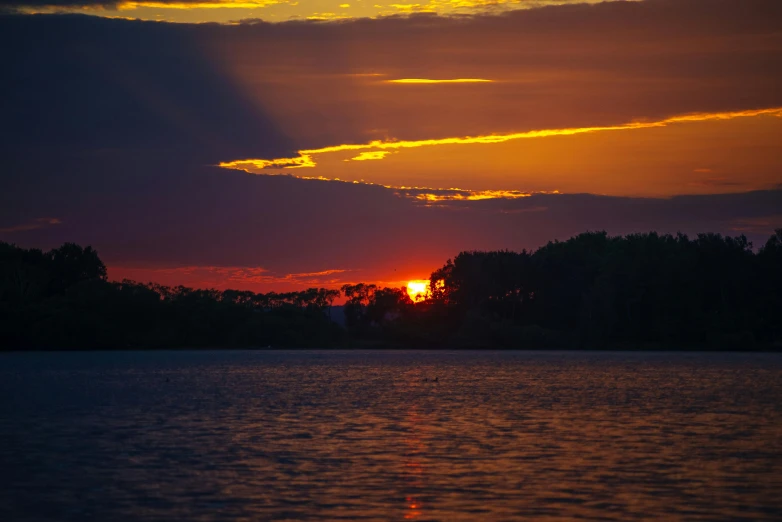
[1,350,781,520]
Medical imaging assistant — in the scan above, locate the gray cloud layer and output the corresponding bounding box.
[3,152,780,274]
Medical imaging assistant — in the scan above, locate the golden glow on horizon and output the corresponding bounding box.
[219,107,782,200]
[406,280,429,301]
[387,78,493,84]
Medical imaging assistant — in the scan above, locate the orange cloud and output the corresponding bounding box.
[346,151,390,161]
[10,0,626,22]
[109,265,353,292]
[218,107,782,179]
[411,189,533,202]
[0,218,61,234]
[387,78,493,84]
[118,0,279,8]
[729,215,782,235]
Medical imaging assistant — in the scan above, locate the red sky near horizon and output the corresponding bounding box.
[1,0,781,294]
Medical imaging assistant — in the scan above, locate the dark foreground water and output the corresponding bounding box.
[1,351,782,521]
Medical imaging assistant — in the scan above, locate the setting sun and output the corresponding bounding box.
[406,280,429,302]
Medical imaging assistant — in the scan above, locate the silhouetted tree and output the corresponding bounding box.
[341,283,376,329]
[2,232,781,350]
[47,243,107,296]
[0,242,49,303]
[366,287,413,325]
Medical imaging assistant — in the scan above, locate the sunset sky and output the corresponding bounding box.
[1,0,781,293]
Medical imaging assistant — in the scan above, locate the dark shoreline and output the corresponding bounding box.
[4,231,781,352]
[3,344,781,353]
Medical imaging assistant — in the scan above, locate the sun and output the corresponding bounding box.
[407,280,429,302]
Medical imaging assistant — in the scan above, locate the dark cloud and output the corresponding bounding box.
[0,14,293,163]
[3,152,780,278]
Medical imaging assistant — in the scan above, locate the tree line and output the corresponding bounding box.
[1,229,780,350]
[0,243,343,349]
[422,230,782,349]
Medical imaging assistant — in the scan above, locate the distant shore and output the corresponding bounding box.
[3,230,781,351]
[3,342,781,353]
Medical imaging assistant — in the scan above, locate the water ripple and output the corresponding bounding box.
[1,350,781,521]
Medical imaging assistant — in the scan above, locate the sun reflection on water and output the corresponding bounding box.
[3,351,782,520]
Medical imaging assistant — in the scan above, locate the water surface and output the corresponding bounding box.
[1,350,781,520]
